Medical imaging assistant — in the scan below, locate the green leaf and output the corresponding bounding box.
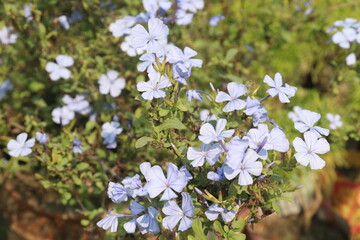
[76,162,89,171]
[159,108,170,116]
[135,136,155,148]
[191,218,207,240]
[157,118,186,131]
[213,221,226,236]
[232,218,245,230]
[225,48,238,61]
[227,231,246,240]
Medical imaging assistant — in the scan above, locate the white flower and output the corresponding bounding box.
[205,204,236,223]
[187,143,223,167]
[346,53,356,65]
[186,90,204,102]
[198,119,235,144]
[51,106,75,126]
[99,70,126,97]
[178,0,204,13]
[215,82,247,112]
[62,94,91,114]
[137,72,172,100]
[334,18,360,28]
[24,5,33,21]
[263,73,297,103]
[293,131,330,170]
[45,55,74,81]
[101,121,123,149]
[332,28,357,49]
[58,15,70,30]
[130,18,169,56]
[7,133,35,157]
[294,109,329,137]
[109,16,136,37]
[96,211,120,232]
[0,26,18,45]
[200,109,217,122]
[288,106,303,122]
[36,132,48,144]
[326,113,342,130]
[243,97,268,126]
[137,53,159,72]
[143,0,172,17]
[224,148,263,186]
[166,46,203,69]
[121,35,146,57]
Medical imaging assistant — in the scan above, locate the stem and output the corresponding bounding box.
[260,94,271,103]
[219,140,228,152]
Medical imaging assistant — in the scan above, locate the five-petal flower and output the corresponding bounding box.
[215,82,247,112]
[293,131,330,170]
[45,55,74,81]
[7,133,35,157]
[263,73,297,103]
[198,119,234,144]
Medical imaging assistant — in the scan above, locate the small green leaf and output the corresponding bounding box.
[76,162,89,171]
[227,231,246,240]
[232,218,245,230]
[191,219,207,240]
[135,136,155,148]
[213,221,226,236]
[158,118,186,131]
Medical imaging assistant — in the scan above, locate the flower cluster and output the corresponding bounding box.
[109,0,204,57]
[328,18,360,65]
[94,16,334,237]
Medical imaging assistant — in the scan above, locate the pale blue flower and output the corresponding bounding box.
[293,131,330,170]
[36,132,48,145]
[264,73,297,103]
[124,202,160,234]
[224,148,263,186]
[24,5,33,21]
[162,192,194,232]
[200,109,217,122]
[326,113,342,130]
[7,133,35,157]
[0,79,13,100]
[199,119,235,144]
[205,204,236,223]
[346,52,356,65]
[207,166,226,181]
[121,35,146,57]
[143,0,172,17]
[99,70,126,98]
[294,109,329,137]
[179,165,193,180]
[58,15,70,30]
[215,82,247,112]
[244,97,268,126]
[51,106,75,125]
[0,26,18,45]
[332,27,357,49]
[175,9,194,25]
[109,16,136,37]
[186,90,204,102]
[62,94,91,114]
[72,137,83,153]
[131,18,169,55]
[101,121,123,149]
[187,143,223,167]
[178,0,204,13]
[137,72,172,100]
[137,53,162,72]
[243,124,289,160]
[173,62,190,85]
[107,182,131,203]
[122,174,148,197]
[167,46,202,69]
[288,106,303,122]
[97,210,120,232]
[144,163,188,201]
[209,15,224,27]
[45,55,74,81]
